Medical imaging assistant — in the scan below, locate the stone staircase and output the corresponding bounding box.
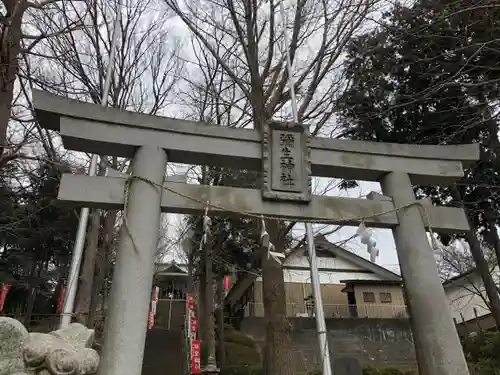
[142,329,184,375]
[141,300,187,375]
[154,300,186,330]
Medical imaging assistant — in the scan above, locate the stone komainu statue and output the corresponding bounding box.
[0,317,99,375]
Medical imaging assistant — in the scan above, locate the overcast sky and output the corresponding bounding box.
[156,10,403,273]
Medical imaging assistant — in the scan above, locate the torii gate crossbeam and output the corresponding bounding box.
[33,90,476,375]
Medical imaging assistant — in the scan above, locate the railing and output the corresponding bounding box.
[244,302,409,319]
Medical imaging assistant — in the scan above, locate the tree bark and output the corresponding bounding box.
[88,209,117,327]
[187,239,195,294]
[451,185,500,329]
[261,220,293,375]
[74,209,101,325]
[203,242,218,371]
[0,0,25,163]
[87,259,103,328]
[216,275,226,369]
[199,258,207,358]
[24,286,37,329]
[483,207,500,270]
[75,161,106,326]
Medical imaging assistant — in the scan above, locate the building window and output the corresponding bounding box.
[379,292,392,303]
[305,295,315,317]
[363,292,375,303]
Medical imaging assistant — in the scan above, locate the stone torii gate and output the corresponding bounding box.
[33,89,477,375]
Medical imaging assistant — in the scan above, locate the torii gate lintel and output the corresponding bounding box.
[33,90,474,375]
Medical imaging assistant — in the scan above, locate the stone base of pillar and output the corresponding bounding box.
[202,363,220,375]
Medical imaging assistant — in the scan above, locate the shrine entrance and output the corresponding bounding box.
[34,89,477,375]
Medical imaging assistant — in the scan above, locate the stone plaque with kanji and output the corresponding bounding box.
[262,121,311,202]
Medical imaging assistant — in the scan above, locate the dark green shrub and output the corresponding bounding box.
[224,327,258,348]
[225,342,261,368]
[381,369,406,375]
[362,365,415,375]
[362,365,380,375]
[463,331,500,375]
[222,329,261,375]
[220,365,262,375]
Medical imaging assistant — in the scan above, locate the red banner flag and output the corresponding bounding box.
[56,287,66,314]
[190,317,199,337]
[151,286,159,316]
[148,311,155,330]
[153,286,159,304]
[187,295,196,312]
[224,275,231,291]
[0,284,10,313]
[191,339,201,374]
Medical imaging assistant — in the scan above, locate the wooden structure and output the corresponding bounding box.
[238,235,406,320]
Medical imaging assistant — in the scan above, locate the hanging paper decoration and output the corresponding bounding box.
[356,222,379,263]
[430,235,445,263]
[56,287,66,314]
[0,283,10,313]
[268,244,285,264]
[201,207,212,249]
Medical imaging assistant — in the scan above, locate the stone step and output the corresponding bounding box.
[154,300,186,331]
[142,328,185,375]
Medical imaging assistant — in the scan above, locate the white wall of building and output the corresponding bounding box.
[282,269,386,284]
[444,268,499,323]
[256,252,386,284]
[285,252,361,269]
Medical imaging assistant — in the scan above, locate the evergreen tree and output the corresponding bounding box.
[0,160,78,318]
[338,0,500,245]
[337,0,500,326]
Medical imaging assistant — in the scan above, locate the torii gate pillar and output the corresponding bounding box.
[380,172,469,375]
[97,145,167,375]
[32,90,477,375]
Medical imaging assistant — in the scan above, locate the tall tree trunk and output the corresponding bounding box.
[87,261,102,328]
[24,287,37,329]
[451,185,500,329]
[23,261,37,326]
[216,275,226,369]
[25,259,40,328]
[261,220,292,375]
[74,209,101,325]
[101,242,110,311]
[199,259,207,357]
[483,207,500,269]
[203,243,218,372]
[75,161,106,325]
[187,241,195,294]
[0,0,25,164]
[484,124,500,268]
[88,210,117,328]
